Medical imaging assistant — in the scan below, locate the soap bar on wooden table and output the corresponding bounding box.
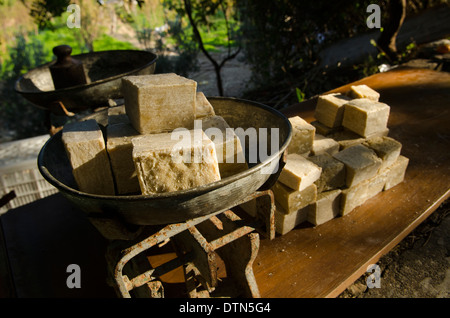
[340,171,387,215]
[132,129,221,194]
[272,181,317,213]
[383,155,409,190]
[62,119,115,195]
[328,130,366,150]
[287,116,315,156]
[201,115,248,178]
[349,84,380,101]
[106,123,140,194]
[274,203,308,235]
[333,144,382,188]
[314,93,351,128]
[122,73,197,134]
[311,120,340,136]
[307,189,342,226]
[311,134,340,156]
[363,136,402,171]
[307,152,346,193]
[277,153,322,191]
[342,98,390,137]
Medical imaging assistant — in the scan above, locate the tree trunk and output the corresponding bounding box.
[183,0,240,96]
[377,0,407,61]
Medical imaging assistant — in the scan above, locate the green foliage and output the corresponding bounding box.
[295,87,305,103]
[236,0,386,98]
[0,13,139,140]
[93,34,138,51]
[0,33,48,140]
[153,16,199,76]
[29,0,71,30]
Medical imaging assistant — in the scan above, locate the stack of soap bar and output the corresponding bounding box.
[314,93,351,128]
[342,98,390,137]
[311,134,339,156]
[201,115,248,178]
[307,153,346,193]
[333,144,382,188]
[62,119,115,195]
[267,85,410,234]
[349,84,380,101]
[122,73,197,134]
[287,116,315,156]
[307,189,342,225]
[132,130,221,194]
[195,92,216,118]
[277,153,322,191]
[106,123,140,194]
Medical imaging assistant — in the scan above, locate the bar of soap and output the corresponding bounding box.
[342,98,390,137]
[314,93,351,128]
[108,105,129,126]
[287,116,315,155]
[311,134,340,156]
[278,153,322,191]
[274,203,308,235]
[384,155,409,190]
[122,73,197,134]
[340,171,387,215]
[132,129,221,194]
[307,153,346,193]
[333,144,382,187]
[201,115,248,178]
[328,130,366,150]
[272,181,317,213]
[311,120,341,136]
[340,179,369,215]
[62,119,115,195]
[307,189,342,225]
[106,123,140,194]
[195,92,216,118]
[363,136,402,171]
[349,84,380,101]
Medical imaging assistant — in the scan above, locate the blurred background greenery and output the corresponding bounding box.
[0,0,448,141]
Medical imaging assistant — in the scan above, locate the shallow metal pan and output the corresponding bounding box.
[37,97,292,225]
[15,50,157,112]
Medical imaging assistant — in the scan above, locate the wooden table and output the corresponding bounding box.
[1,68,449,298]
[254,68,450,297]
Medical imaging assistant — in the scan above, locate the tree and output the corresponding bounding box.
[27,0,71,30]
[376,0,407,62]
[164,0,241,96]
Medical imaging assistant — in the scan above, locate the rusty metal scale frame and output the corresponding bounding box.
[105,190,276,298]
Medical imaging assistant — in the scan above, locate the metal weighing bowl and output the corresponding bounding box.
[38,97,292,225]
[15,50,157,112]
